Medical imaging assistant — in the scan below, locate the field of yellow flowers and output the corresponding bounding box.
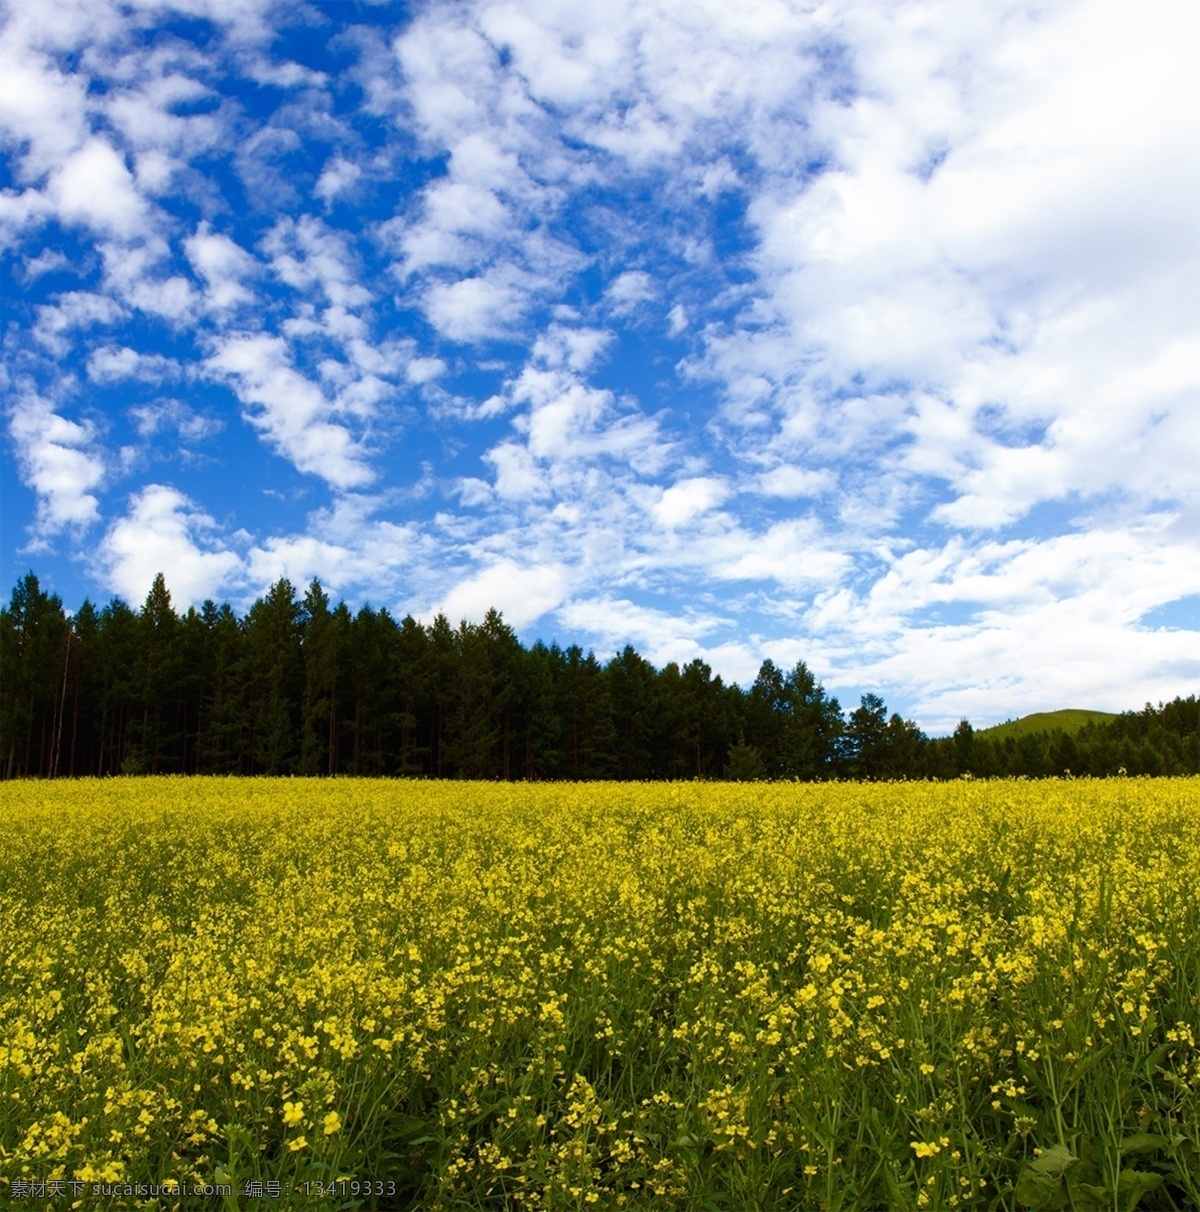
[1,777,1197,1210]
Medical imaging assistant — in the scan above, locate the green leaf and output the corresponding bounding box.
[1119,1132,1170,1156]
[881,1165,910,1208]
[1016,1171,1060,1206]
[1142,1041,1173,1074]
[1029,1144,1079,1176]
[1073,1183,1115,1206]
[1016,1145,1080,1210]
[1069,1043,1113,1082]
[1118,1169,1162,1212]
[1015,1169,1068,1210]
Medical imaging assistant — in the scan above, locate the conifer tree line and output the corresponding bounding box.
[2,571,1196,780]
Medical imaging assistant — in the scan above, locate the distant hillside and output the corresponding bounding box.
[978,709,1120,740]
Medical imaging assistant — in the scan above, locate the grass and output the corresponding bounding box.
[977,709,1120,741]
[1,777,1197,1210]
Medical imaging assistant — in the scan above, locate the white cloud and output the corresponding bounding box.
[558,595,729,669]
[262,214,371,308]
[124,273,198,321]
[801,522,1200,731]
[103,62,220,158]
[315,155,362,206]
[434,558,567,629]
[22,248,70,279]
[456,477,493,506]
[531,324,612,372]
[34,291,126,356]
[0,33,89,180]
[9,393,105,538]
[87,345,180,383]
[244,497,426,600]
[708,518,853,589]
[48,137,150,239]
[0,187,55,244]
[754,465,836,499]
[652,477,728,528]
[246,535,358,593]
[205,334,374,489]
[476,329,669,487]
[605,270,655,312]
[129,399,220,443]
[422,179,511,244]
[692,0,1200,536]
[406,355,447,384]
[184,222,258,312]
[484,441,547,500]
[97,484,242,607]
[424,273,526,343]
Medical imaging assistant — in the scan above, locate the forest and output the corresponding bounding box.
[2,571,1196,781]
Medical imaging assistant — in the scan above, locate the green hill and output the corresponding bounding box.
[978,709,1119,740]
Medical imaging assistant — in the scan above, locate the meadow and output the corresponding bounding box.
[0,778,1197,1210]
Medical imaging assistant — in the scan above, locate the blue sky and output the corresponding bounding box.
[2,0,1197,732]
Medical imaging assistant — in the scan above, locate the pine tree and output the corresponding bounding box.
[0,573,69,777]
[197,602,247,773]
[606,646,657,779]
[245,579,303,774]
[129,573,182,773]
[782,661,843,779]
[300,580,345,776]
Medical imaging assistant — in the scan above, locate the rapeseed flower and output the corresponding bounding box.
[1,776,1196,1209]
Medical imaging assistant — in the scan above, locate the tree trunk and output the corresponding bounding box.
[69,674,79,778]
[51,630,71,778]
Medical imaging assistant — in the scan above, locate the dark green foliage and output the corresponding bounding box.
[605,645,657,779]
[924,697,1200,780]
[0,572,70,778]
[244,578,303,774]
[726,737,766,781]
[2,571,1196,780]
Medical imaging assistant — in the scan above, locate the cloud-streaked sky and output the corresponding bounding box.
[3,0,1197,732]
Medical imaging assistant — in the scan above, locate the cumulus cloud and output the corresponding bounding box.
[652,477,728,529]
[754,465,836,499]
[708,519,853,589]
[205,334,374,489]
[97,484,242,606]
[424,273,526,343]
[314,155,362,206]
[699,0,1200,536]
[558,595,745,673]
[262,215,370,309]
[8,393,105,539]
[128,399,220,443]
[184,222,258,312]
[0,26,89,181]
[484,441,547,501]
[34,292,126,357]
[22,248,70,279]
[605,270,655,312]
[48,137,150,238]
[406,355,447,384]
[87,345,180,383]
[434,558,568,630]
[243,497,427,602]
[479,325,669,484]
